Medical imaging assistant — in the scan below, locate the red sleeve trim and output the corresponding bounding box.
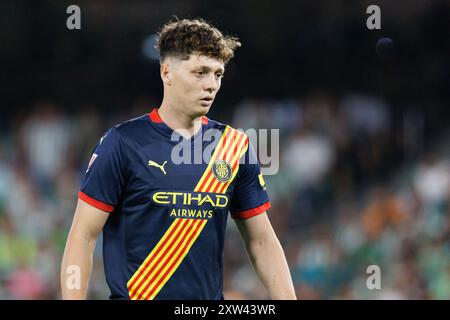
[231,201,271,220]
[78,191,115,213]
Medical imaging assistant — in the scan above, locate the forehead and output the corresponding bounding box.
[180,54,224,71]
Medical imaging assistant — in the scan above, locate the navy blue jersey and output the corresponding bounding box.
[78,109,271,300]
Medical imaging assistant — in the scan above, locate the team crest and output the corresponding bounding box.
[212,160,232,183]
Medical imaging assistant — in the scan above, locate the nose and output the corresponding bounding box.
[203,73,218,93]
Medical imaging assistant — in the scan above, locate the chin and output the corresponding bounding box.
[194,105,211,117]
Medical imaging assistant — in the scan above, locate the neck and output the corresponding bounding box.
[158,100,203,138]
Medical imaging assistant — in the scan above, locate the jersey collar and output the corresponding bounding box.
[148,108,209,125]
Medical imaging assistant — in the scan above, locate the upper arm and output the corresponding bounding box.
[69,199,110,240]
[79,128,127,213]
[230,137,271,219]
[69,128,127,241]
[234,212,276,245]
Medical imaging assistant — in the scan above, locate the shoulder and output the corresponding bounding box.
[95,114,150,152]
[206,117,248,139]
[204,117,227,131]
[112,114,150,137]
[206,117,250,159]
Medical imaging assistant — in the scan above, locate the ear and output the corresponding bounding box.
[160,63,171,86]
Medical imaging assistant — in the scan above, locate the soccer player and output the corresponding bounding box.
[61,18,296,300]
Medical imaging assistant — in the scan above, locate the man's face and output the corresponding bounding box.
[162,53,225,118]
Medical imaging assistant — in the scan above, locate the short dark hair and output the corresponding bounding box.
[155,18,241,64]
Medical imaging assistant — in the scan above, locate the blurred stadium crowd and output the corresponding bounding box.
[0,92,448,299]
[226,94,449,299]
[0,0,448,299]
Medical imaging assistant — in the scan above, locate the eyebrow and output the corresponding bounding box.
[195,66,225,73]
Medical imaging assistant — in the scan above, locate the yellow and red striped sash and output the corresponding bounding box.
[127,126,248,300]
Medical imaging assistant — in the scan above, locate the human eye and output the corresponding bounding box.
[193,70,205,77]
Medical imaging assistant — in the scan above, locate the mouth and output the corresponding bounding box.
[199,96,214,106]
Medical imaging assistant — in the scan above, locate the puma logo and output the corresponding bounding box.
[148,160,167,175]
